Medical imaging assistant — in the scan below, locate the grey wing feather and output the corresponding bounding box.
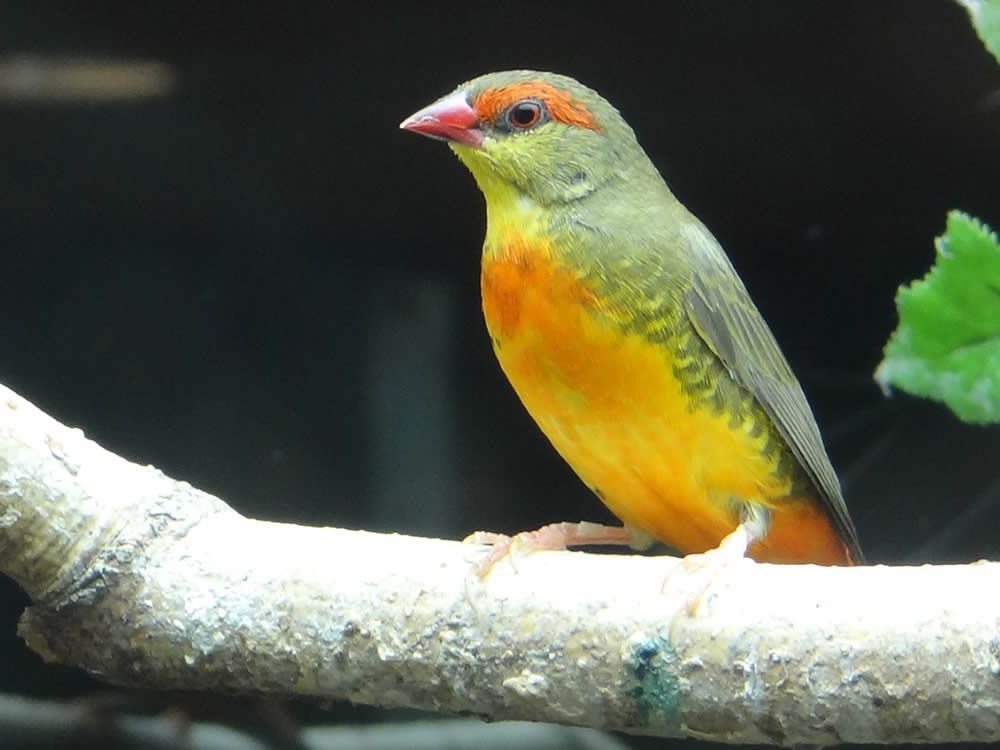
[678,222,864,562]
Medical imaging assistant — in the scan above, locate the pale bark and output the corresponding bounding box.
[1,383,998,745]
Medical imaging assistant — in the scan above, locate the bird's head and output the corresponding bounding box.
[400,70,651,207]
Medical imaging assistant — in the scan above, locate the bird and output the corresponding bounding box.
[400,70,863,570]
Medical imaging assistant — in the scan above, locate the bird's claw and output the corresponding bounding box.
[662,524,753,615]
[463,530,518,577]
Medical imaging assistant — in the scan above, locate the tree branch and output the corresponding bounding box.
[1,383,998,745]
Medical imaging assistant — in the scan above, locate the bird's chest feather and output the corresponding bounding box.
[480,236,606,399]
[479,234,688,447]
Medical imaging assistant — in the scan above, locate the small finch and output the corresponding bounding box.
[401,71,862,570]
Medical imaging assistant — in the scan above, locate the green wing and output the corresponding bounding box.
[679,221,864,563]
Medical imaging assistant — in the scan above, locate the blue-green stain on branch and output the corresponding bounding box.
[624,633,681,727]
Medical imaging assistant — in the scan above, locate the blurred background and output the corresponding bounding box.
[1,0,999,747]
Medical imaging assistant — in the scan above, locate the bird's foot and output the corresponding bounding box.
[661,523,754,616]
[464,521,639,577]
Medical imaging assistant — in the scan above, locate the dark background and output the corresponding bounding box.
[2,0,999,746]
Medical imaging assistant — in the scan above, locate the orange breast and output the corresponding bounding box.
[480,232,849,565]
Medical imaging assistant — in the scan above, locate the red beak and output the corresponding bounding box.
[400,90,483,149]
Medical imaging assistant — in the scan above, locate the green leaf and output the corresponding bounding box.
[875,211,1000,424]
[956,0,1000,65]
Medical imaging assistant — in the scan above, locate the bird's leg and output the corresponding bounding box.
[662,503,768,615]
[661,524,752,615]
[464,522,652,577]
[661,503,771,616]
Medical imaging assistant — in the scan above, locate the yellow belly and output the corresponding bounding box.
[480,239,797,556]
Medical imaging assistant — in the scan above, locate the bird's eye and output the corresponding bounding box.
[507,100,542,129]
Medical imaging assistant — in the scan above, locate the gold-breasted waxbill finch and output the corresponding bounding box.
[400,70,862,567]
